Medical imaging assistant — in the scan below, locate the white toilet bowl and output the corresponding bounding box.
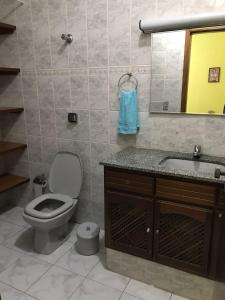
[23,152,83,254]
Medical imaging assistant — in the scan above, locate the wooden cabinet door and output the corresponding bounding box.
[105,190,153,259]
[210,210,225,282]
[154,200,213,276]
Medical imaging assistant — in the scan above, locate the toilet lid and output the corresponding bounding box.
[49,152,83,198]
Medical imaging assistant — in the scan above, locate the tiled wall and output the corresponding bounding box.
[1,0,225,226]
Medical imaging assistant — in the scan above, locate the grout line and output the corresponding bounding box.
[29,7,43,166]
[46,1,58,153]
[129,0,132,69]
[64,0,70,71]
[28,0,41,156]
[67,276,86,300]
[19,64,151,72]
[120,291,143,300]
[0,218,24,231]
[155,0,158,17]
[106,0,111,146]
[14,0,28,163]
[0,279,38,300]
[118,277,132,299]
[46,0,53,69]
[23,292,38,300]
[85,0,93,207]
[122,276,131,292]
[24,260,53,294]
[64,0,73,123]
[0,250,26,269]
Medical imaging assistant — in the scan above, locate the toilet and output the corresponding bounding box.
[23,152,83,254]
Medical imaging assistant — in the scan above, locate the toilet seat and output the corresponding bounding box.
[24,193,77,219]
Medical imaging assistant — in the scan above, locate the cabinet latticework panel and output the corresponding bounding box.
[111,202,149,251]
[159,213,205,267]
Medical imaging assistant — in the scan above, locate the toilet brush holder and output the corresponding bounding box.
[33,175,47,197]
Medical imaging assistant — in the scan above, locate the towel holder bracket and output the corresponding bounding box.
[118,72,138,90]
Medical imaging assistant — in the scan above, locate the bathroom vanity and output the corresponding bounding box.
[101,147,225,300]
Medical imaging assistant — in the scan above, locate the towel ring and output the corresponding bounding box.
[118,72,138,90]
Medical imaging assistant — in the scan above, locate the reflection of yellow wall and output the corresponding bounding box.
[186,31,225,115]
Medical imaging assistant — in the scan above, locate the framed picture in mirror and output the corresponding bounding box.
[208,67,220,83]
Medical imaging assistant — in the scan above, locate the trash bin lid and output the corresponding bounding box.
[77,222,100,239]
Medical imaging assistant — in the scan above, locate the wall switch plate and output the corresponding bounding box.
[68,113,78,123]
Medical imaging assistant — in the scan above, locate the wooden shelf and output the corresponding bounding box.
[0,174,29,193]
[0,142,27,155]
[0,68,20,75]
[0,107,24,114]
[0,22,16,35]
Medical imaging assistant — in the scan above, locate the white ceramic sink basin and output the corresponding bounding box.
[160,158,225,175]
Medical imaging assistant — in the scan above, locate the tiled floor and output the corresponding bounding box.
[0,206,190,300]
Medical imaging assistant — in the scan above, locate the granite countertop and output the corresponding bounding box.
[100,147,225,184]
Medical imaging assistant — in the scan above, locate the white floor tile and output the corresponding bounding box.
[125,280,171,300]
[0,209,183,300]
[0,282,36,300]
[32,241,73,264]
[56,246,101,276]
[69,278,122,300]
[0,220,22,244]
[0,245,23,273]
[0,206,28,228]
[27,265,84,300]
[120,293,142,300]
[88,261,130,291]
[3,227,73,264]
[0,255,50,292]
[3,227,34,255]
[171,295,190,300]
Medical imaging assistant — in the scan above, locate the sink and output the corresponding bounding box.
[159,158,225,176]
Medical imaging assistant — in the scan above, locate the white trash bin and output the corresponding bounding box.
[76,222,100,255]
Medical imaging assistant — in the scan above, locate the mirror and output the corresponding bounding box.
[150,29,225,116]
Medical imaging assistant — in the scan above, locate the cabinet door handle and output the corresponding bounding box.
[218,212,223,219]
[155,229,160,235]
[146,228,150,233]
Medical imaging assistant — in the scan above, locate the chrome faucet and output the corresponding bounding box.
[193,145,201,158]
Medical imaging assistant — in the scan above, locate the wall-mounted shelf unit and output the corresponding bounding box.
[0,141,27,155]
[0,22,16,35]
[0,174,29,193]
[0,68,20,75]
[0,23,29,195]
[0,107,24,114]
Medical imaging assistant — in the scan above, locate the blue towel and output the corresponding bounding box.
[118,89,140,135]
